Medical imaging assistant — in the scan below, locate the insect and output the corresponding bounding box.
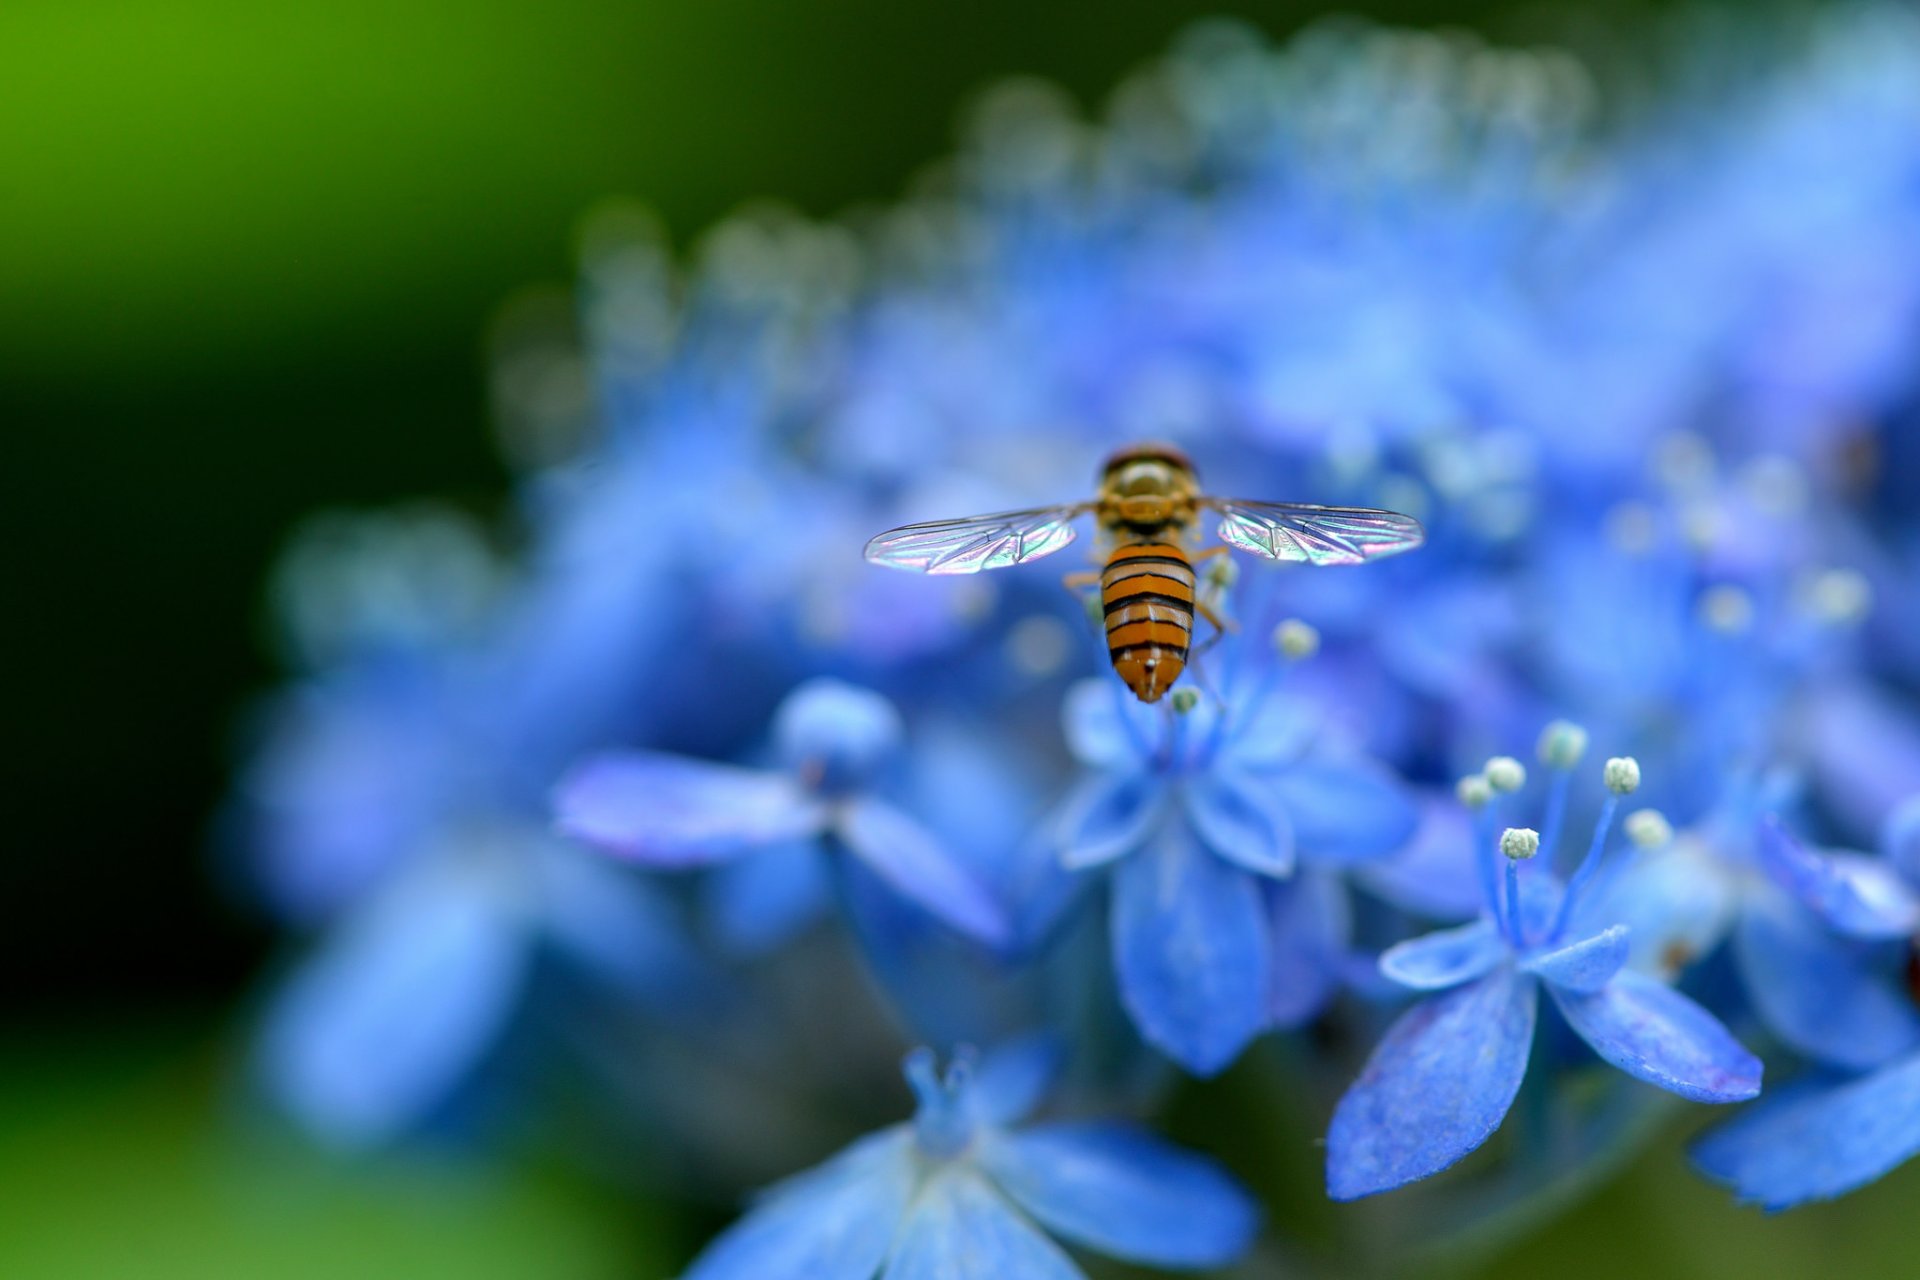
[863,442,1425,703]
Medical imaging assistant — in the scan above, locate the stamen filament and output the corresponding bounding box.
[1550,794,1619,942]
[1539,769,1571,871]
[1504,857,1526,947]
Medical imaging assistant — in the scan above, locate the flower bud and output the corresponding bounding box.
[1625,809,1673,848]
[1485,756,1526,793]
[1537,720,1589,770]
[1273,618,1320,661]
[1501,827,1541,860]
[1604,756,1641,795]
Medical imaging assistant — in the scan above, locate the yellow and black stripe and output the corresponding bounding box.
[1101,540,1195,703]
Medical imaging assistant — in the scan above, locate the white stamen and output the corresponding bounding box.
[1537,720,1589,770]
[1625,809,1673,848]
[1485,756,1526,793]
[1501,827,1541,860]
[1274,618,1320,661]
[1698,584,1754,634]
[1456,774,1493,810]
[1170,687,1201,714]
[1604,756,1641,795]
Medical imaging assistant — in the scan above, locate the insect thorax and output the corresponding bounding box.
[1096,449,1200,539]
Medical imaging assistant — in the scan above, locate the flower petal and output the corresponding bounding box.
[1757,817,1919,939]
[838,798,1011,946]
[1062,678,1144,771]
[1693,1057,1920,1210]
[702,840,834,956]
[532,840,718,1007]
[882,1167,1083,1280]
[260,866,527,1148]
[1326,968,1538,1200]
[1550,969,1761,1103]
[554,752,825,866]
[1522,926,1629,995]
[1266,758,1418,864]
[1570,840,1737,979]
[969,1035,1063,1129]
[1268,868,1352,1028]
[981,1122,1259,1269]
[1733,888,1920,1072]
[1354,796,1483,922]
[1111,827,1270,1076]
[1053,773,1167,871]
[1182,770,1296,878]
[1378,918,1505,991]
[685,1129,916,1280]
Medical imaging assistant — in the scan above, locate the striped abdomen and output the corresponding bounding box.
[1102,540,1195,703]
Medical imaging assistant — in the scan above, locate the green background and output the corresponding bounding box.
[5,0,1903,1275]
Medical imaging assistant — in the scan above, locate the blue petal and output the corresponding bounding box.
[1522,926,1629,994]
[1053,773,1167,871]
[1326,967,1538,1200]
[838,798,1011,947]
[1268,869,1352,1028]
[1883,795,1920,886]
[554,751,825,866]
[261,865,527,1148]
[1266,758,1418,864]
[1758,817,1919,939]
[532,841,718,1007]
[1550,970,1762,1103]
[685,1129,916,1280]
[1693,1056,1920,1210]
[981,1122,1259,1268]
[703,841,834,956]
[1353,796,1483,922]
[1182,770,1296,878]
[1569,841,1737,979]
[1733,888,1920,1072]
[969,1035,1063,1128]
[1379,918,1505,991]
[882,1167,1084,1280]
[1062,678,1144,771]
[1111,827,1270,1076]
[772,679,902,793]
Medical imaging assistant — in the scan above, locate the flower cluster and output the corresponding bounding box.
[225,6,1920,1273]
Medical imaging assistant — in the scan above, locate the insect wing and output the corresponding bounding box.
[1207,498,1425,566]
[863,504,1087,574]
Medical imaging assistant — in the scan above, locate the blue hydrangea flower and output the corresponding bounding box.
[681,1039,1259,1280]
[1326,754,1762,1200]
[1047,658,1416,1075]
[554,678,1010,948]
[1692,795,1920,1209]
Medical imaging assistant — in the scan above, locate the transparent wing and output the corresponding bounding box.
[864,503,1089,574]
[1206,497,1425,566]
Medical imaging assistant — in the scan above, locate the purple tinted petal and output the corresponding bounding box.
[1326,968,1538,1200]
[1693,1056,1920,1210]
[839,798,1010,946]
[1379,918,1505,991]
[1758,817,1919,939]
[1053,773,1167,871]
[1182,770,1295,878]
[685,1129,916,1280]
[969,1035,1063,1128]
[981,1122,1259,1268]
[1734,889,1920,1072]
[1266,758,1418,864]
[1551,970,1762,1103]
[554,752,825,866]
[1522,926,1629,994]
[1111,828,1270,1076]
[261,867,527,1148]
[882,1167,1083,1280]
[1268,869,1352,1028]
[703,841,834,956]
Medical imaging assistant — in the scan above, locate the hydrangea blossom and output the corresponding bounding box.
[682,1039,1259,1280]
[1326,753,1762,1199]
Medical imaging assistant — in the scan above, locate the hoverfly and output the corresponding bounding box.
[864,442,1424,703]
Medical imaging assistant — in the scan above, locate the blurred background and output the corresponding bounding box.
[7,0,1911,1275]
